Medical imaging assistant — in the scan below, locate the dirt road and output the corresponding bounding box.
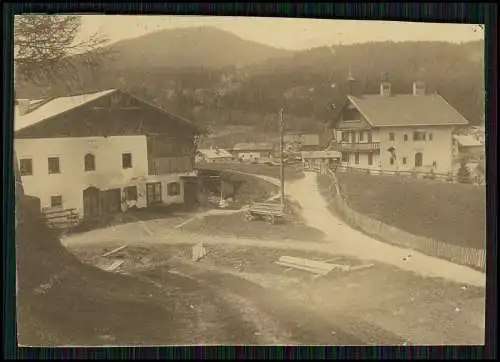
[58,169,485,346]
[258,171,485,289]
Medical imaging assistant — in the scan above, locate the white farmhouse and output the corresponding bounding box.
[15,89,201,220]
[329,80,470,175]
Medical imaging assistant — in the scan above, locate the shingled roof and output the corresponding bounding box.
[346,94,470,127]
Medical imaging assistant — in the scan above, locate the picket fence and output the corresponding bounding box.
[322,169,486,271]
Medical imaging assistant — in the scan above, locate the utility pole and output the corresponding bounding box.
[279,107,285,207]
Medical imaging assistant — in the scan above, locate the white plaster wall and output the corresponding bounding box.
[374,127,454,173]
[238,152,261,160]
[15,135,148,217]
[336,127,454,173]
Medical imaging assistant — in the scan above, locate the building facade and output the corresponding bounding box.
[329,81,470,175]
[15,89,200,220]
[231,142,275,161]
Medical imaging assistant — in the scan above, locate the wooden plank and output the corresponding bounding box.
[102,244,128,258]
[279,256,344,272]
[275,261,328,275]
[104,260,124,272]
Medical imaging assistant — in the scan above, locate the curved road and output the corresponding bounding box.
[61,170,485,346]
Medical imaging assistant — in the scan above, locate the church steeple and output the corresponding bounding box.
[347,64,356,95]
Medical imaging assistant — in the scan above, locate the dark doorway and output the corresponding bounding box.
[182,177,198,211]
[83,187,101,219]
[415,152,423,168]
[146,182,162,205]
[100,189,122,214]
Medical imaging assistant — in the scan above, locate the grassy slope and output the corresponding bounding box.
[331,172,486,249]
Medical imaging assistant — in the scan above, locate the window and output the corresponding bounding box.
[122,153,132,169]
[389,133,395,141]
[354,152,360,165]
[368,153,373,166]
[429,133,434,141]
[167,182,181,196]
[367,132,373,143]
[84,153,96,172]
[402,157,407,165]
[341,153,350,163]
[359,132,364,142]
[413,131,426,141]
[146,182,162,204]
[125,186,138,201]
[403,134,408,142]
[19,158,33,176]
[48,157,60,174]
[50,195,63,208]
[341,131,349,142]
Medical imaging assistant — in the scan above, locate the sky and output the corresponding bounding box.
[79,15,484,50]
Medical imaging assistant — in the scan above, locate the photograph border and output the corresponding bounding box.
[2,2,496,359]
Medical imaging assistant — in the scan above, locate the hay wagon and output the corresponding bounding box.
[245,202,287,225]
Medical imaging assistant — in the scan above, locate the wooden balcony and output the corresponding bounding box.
[148,155,194,175]
[335,142,381,152]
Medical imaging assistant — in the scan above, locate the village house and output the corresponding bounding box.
[328,79,470,175]
[196,147,234,163]
[15,89,201,220]
[301,150,341,173]
[284,131,321,152]
[230,142,275,162]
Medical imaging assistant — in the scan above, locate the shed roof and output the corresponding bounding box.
[453,135,483,147]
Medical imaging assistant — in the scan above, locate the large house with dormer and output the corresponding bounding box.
[328,80,470,175]
[15,89,201,219]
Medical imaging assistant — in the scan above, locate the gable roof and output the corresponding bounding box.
[198,148,233,159]
[15,89,198,133]
[15,89,116,132]
[346,94,470,127]
[232,142,275,151]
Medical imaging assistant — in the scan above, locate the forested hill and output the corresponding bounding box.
[16,38,484,131]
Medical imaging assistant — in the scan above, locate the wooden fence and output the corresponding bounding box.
[324,169,486,271]
[337,165,486,186]
[41,208,80,231]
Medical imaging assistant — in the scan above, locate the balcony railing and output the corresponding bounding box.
[334,142,381,152]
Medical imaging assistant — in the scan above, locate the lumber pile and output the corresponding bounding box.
[275,256,374,275]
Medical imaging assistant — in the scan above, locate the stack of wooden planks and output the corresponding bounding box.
[275,256,374,276]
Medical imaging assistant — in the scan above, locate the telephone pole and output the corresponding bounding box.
[279,107,285,207]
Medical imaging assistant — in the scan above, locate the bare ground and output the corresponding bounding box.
[67,242,485,346]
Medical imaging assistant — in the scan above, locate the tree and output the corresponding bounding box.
[14,15,111,91]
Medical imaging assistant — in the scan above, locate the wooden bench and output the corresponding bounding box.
[245,202,287,225]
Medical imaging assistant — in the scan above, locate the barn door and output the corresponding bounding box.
[83,187,101,219]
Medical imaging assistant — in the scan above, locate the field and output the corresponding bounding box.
[327,172,486,249]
